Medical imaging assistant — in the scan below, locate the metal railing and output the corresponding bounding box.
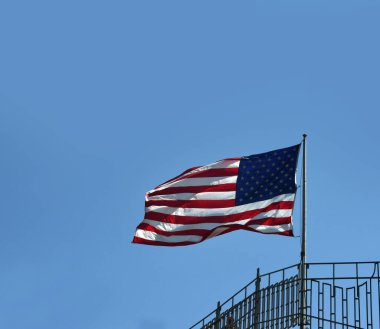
[189,261,380,329]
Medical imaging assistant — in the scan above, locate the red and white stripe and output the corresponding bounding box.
[133,158,295,246]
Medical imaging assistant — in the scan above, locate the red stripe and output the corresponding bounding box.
[196,224,291,239]
[145,199,236,208]
[211,225,294,237]
[154,167,238,191]
[167,167,239,179]
[138,217,292,237]
[147,183,236,197]
[144,201,294,224]
[155,166,202,189]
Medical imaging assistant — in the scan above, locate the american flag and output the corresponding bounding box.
[133,144,300,246]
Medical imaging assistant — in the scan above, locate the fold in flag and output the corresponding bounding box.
[133,144,301,246]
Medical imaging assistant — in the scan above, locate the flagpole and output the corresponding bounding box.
[300,133,307,328]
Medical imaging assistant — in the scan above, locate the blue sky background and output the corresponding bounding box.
[1,1,380,328]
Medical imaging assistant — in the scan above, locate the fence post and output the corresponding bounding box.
[299,262,308,328]
[215,301,221,329]
[254,268,261,329]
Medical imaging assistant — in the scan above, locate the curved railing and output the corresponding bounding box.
[189,261,380,329]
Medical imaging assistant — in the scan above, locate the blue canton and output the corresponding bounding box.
[235,144,300,206]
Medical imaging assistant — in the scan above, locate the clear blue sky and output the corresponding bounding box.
[1,1,379,328]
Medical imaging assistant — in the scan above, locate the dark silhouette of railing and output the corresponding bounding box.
[189,261,380,329]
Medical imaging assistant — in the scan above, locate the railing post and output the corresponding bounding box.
[299,262,308,329]
[254,268,261,329]
[215,301,221,329]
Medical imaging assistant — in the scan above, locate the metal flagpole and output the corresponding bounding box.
[300,133,307,328]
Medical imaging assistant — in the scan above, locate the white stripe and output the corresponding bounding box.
[145,193,295,217]
[146,191,236,201]
[249,223,292,233]
[149,159,240,193]
[143,209,292,231]
[153,176,237,189]
[134,229,202,243]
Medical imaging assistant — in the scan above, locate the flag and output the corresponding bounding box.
[133,144,300,246]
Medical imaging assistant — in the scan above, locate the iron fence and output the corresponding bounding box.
[189,261,380,329]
